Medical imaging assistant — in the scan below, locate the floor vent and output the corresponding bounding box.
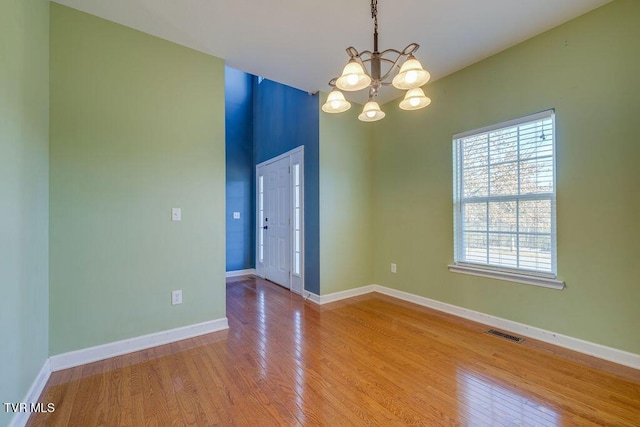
[486,329,525,343]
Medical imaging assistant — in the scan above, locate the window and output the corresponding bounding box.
[450,110,563,289]
[258,175,264,263]
[292,163,301,276]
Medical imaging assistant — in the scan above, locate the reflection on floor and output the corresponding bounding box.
[29,275,640,426]
[458,369,559,426]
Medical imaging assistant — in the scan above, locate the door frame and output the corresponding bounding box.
[255,146,305,294]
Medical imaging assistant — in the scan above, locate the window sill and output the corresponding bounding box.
[448,264,565,290]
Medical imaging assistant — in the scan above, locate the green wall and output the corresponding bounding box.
[49,4,226,355]
[319,95,373,294]
[0,0,50,423]
[372,0,640,354]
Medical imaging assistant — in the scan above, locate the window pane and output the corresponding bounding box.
[464,232,487,263]
[295,252,300,274]
[489,161,518,196]
[463,134,488,169]
[489,127,518,164]
[463,166,488,198]
[519,120,553,160]
[519,200,551,234]
[464,202,487,232]
[488,232,518,268]
[294,164,300,186]
[489,201,516,232]
[520,158,553,194]
[519,235,552,272]
[295,207,300,229]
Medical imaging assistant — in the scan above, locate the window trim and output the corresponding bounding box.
[447,263,564,290]
[451,110,564,290]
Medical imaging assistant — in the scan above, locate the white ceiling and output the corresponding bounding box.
[52,0,612,104]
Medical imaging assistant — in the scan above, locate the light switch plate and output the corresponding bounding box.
[171,208,181,222]
[172,290,182,305]
[233,212,240,219]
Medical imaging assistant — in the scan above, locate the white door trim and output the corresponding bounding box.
[255,146,305,294]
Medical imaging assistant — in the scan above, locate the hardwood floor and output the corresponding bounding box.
[30,276,640,426]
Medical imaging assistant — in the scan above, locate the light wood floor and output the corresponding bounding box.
[30,276,640,426]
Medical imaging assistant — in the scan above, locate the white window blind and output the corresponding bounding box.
[453,110,557,278]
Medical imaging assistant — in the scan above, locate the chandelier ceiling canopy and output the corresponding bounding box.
[322,0,432,122]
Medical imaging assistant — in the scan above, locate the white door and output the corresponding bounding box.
[261,157,291,288]
[256,147,304,294]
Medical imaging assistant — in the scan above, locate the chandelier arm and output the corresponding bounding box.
[346,46,360,59]
[378,57,400,64]
[356,50,373,61]
[402,43,420,55]
[377,54,408,82]
[379,48,404,56]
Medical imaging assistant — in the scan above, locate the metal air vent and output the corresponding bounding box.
[486,329,525,343]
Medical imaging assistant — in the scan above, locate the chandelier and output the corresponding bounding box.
[322,0,432,122]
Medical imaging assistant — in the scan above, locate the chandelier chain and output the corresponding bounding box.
[371,0,378,35]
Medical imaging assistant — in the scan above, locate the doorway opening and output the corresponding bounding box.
[255,147,304,294]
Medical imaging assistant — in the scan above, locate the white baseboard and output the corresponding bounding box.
[302,290,321,304]
[302,283,640,370]
[226,269,256,277]
[303,285,375,305]
[8,359,51,427]
[372,285,640,370]
[49,318,229,371]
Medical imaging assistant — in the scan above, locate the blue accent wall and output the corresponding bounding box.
[225,67,254,271]
[253,79,321,294]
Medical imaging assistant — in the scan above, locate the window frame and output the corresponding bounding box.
[448,110,564,290]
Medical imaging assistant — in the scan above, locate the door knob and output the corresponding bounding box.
[262,225,268,230]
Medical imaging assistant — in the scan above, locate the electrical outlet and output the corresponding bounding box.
[391,263,397,273]
[172,290,182,305]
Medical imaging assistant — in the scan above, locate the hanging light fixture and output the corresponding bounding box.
[322,0,432,122]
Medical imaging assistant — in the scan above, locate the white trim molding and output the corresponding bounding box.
[373,285,639,370]
[303,284,639,370]
[49,318,229,371]
[303,285,375,305]
[8,359,51,427]
[448,264,565,290]
[226,269,256,278]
